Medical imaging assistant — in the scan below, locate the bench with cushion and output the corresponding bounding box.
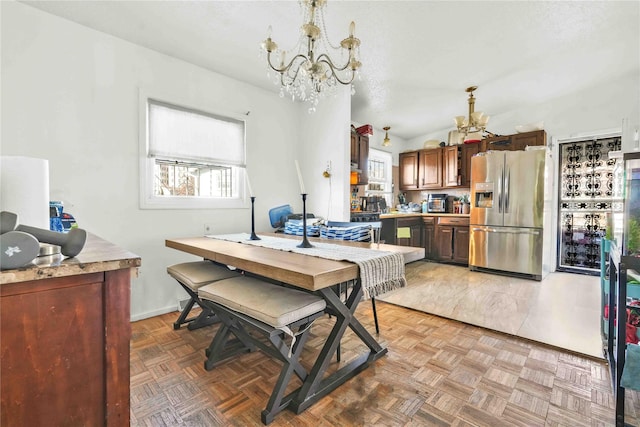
[167,261,240,330]
[198,275,326,425]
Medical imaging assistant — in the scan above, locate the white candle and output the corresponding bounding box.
[245,168,254,197]
[295,160,305,194]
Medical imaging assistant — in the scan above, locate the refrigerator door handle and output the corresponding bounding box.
[472,227,540,235]
[504,167,510,213]
[497,167,503,214]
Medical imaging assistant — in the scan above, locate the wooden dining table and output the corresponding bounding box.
[165,233,424,419]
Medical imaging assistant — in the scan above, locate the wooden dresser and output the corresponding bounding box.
[1,234,140,426]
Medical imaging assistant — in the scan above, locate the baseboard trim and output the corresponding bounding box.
[131,305,177,322]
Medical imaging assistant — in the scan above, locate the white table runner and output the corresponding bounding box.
[208,233,406,299]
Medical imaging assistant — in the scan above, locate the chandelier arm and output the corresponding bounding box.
[266,51,310,74]
[315,53,352,73]
[316,59,356,85]
[282,62,305,86]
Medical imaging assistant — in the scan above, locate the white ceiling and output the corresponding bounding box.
[20,0,640,141]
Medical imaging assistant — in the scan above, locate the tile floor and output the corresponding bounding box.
[378,261,604,358]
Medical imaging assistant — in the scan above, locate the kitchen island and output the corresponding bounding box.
[0,233,141,426]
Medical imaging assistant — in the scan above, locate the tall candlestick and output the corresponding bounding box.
[245,168,254,197]
[295,160,305,194]
[249,196,260,240]
[297,193,312,248]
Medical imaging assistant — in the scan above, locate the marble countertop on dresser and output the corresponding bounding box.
[380,212,470,219]
[1,233,141,285]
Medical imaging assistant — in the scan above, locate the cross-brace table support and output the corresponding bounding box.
[289,280,388,414]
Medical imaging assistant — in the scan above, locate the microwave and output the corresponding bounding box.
[427,194,447,213]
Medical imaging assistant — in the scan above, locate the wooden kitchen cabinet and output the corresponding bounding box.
[511,130,546,150]
[350,132,359,165]
[399,151,419,190]
[422,217,435,259]
[382,217,423,248]
[418,148,442,189]
[442,146,460,187]
[400,144,477,190]
[443,144,481,188]
[453,227,470,263]
[434,216,469,264]
[397,217,423,247]
[380,218,396,245]
[350,131,369,185]
[481,130,546,152]
[460,143,480,187]
[435,226,454,260]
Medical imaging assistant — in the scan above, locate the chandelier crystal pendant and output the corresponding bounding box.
[382,126,391,147]
[261,0,361,112]
[454,86,490,140]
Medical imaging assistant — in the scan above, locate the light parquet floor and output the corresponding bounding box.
[130,302,640,426]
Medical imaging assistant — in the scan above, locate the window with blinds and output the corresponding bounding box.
[140,98,247,209]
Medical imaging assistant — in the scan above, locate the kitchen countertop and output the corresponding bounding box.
[380,212,470,219]
[0,233,141,285]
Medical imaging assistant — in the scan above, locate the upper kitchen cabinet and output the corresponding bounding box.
[399,151,419,190]
[350,130,369,185]
[400,145,477,190]
[460,143,480,187]
[442,146,460,187]
[443,144,480,188]
[482,130,546,152]
[418,148,442,189]
[511,130,546,149]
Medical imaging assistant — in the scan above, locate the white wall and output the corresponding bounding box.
[406,69,640,152]
[1,2,351,320]
[298,87,352,222]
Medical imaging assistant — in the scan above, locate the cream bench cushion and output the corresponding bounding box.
[199,276,326,328]
[167,261,238,291]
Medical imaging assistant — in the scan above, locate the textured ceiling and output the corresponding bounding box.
[20,0,640,141]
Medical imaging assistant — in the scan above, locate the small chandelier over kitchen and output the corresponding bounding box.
[454,86,490,138]
[260,0,361,113]
[382,126,391,147]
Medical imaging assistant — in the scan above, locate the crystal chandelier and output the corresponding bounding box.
[454,86,490,138]
[261,0,361,113]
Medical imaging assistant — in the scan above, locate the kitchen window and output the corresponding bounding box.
[139,97,247,209]
[367,148,393,207]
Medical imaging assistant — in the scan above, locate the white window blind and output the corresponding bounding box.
[148,100,245,166]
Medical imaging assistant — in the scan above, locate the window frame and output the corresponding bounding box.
[138,89,249,210]
[366,148,393,207]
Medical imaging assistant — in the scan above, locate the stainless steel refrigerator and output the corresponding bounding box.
[469,148,554,280]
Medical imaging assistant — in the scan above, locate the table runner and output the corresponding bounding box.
[208,233,406,299]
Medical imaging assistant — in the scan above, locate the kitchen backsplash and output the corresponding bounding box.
[404,189,470,204]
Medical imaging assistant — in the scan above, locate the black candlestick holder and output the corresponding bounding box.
[249,196,260,240]
[297,193,313,248]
